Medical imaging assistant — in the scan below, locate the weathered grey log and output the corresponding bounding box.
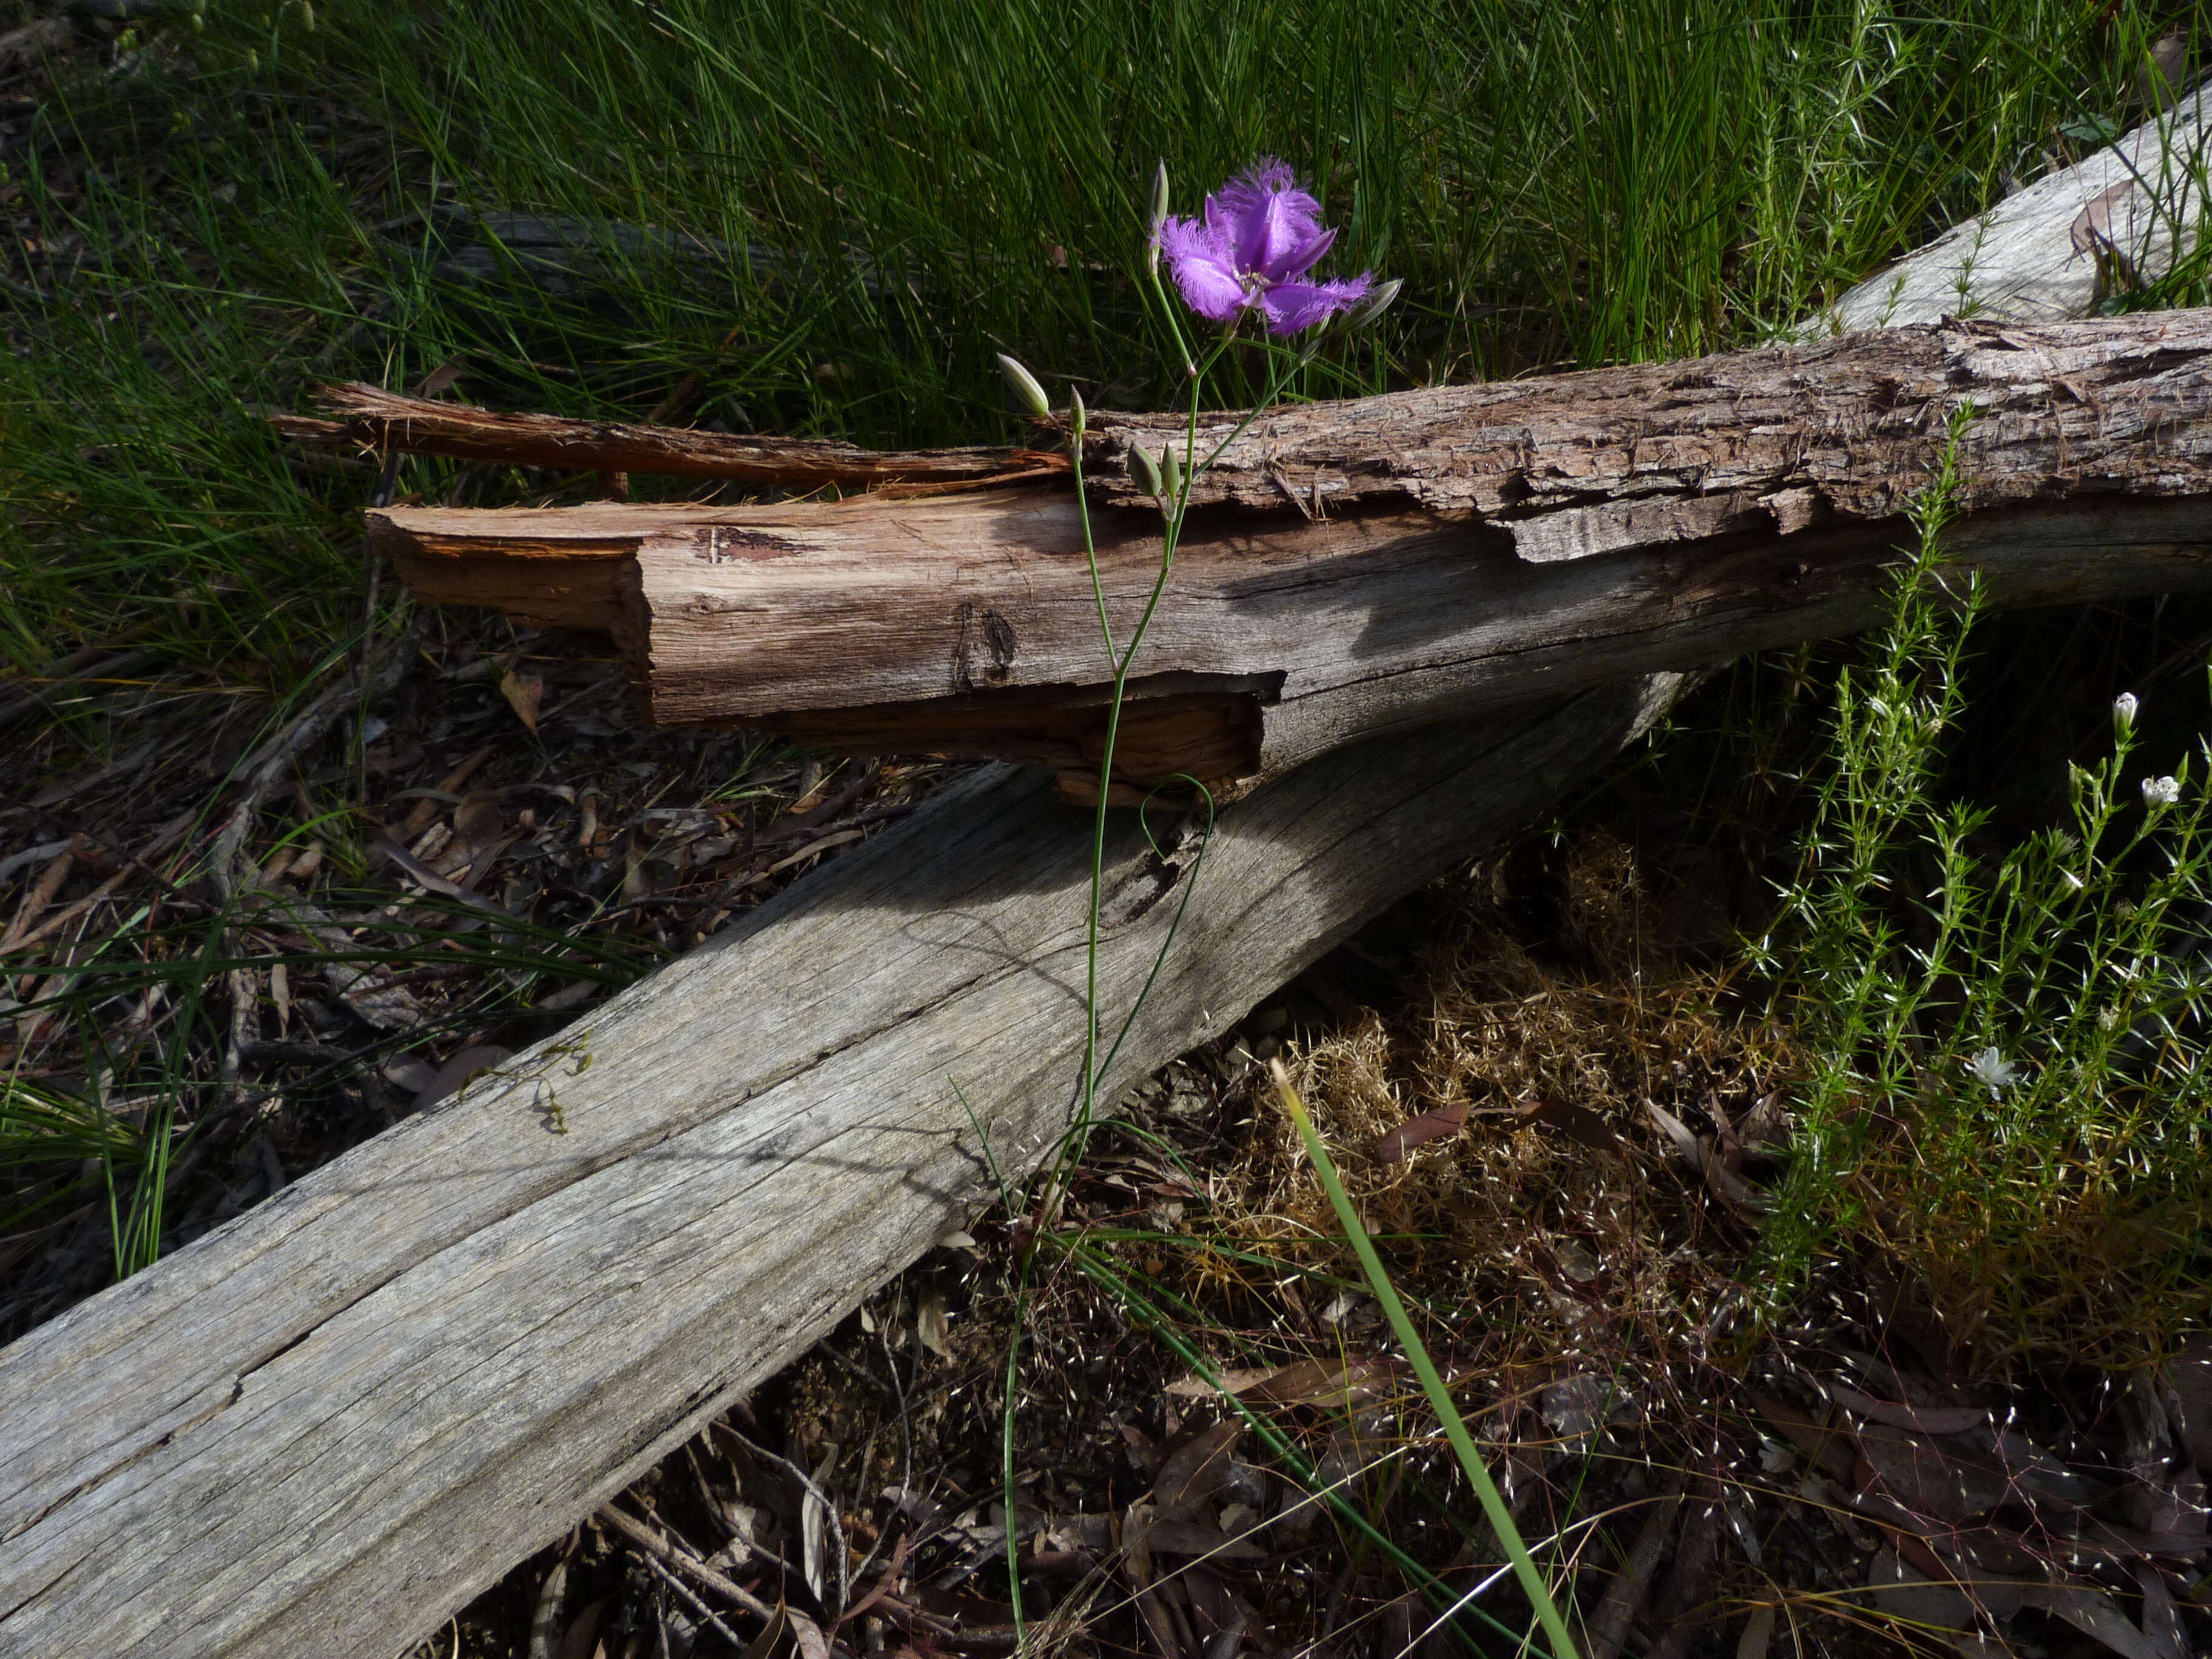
[1829,78,2212,330]
[0,675,1684,1658]
[379,309,2212,799]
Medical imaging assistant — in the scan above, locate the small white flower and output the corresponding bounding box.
[2142,775,2182,809]
[1967,1046,2022,1098]
[2099,1005,2121,1031]
[2114,691,2140,732]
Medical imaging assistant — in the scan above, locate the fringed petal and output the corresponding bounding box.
[1259,272,1375,334]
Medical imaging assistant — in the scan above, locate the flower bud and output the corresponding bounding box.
[1147,162,1170,275]
[1068,386,1085,441]
[2142,774,2181,809]
[1343,276,1404,332]
[1158,443,1184,502]
[2113,691,2139,738]
[1125,444,1162,497]
[994,353,1051,418]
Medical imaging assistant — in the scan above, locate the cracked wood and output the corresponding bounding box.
[377,311,2212,796]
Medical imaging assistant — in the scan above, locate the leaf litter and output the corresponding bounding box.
[0,606,948,1336]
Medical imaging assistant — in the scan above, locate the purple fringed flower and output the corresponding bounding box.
[1155,158,1374,335]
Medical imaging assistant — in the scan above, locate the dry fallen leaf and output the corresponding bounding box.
[2163,1337,2212,1475]
[415,1044,515,1113]
[454,791,506,845]
[1374,1099,1467,1162]
[1523,1096,1623,1152]
[1141,1520,1265,1560]
[500,666,546,734]
[1152,1419,1241,1518]
[1827,1378,1986,1437]
[914,1291,952,1359]
[2071,179,2140,255]
[1229,1356,1396,1410]
[1164,1366,1282,1399]
[1851,1424,2010,1523]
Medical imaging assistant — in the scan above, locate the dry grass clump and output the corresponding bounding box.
[1205,835,1794,1421]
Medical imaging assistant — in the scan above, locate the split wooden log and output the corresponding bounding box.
[0,674,1686,1659]
[377,309,2212,799]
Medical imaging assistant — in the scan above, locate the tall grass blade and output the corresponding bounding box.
[1268,1057,1580,1659]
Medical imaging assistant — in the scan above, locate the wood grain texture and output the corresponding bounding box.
[284,381,1064,489]
[0,675,1684,1659]
[377,311,2212,792]
[1079,310,2212,515]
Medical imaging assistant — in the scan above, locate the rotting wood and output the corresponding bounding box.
[377,309,2212,799]
[276,381,1067,491]
[0,675,1685,1659]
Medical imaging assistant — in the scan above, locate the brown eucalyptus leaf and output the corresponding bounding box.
[500,667,546,734]
[1853,1427,2009,1523]
[453,791,506,845]
[1141,1521,1264,1560]
[1233,1356,1396,1409]
[1828,1378,1987,1436]
[1153,1420,1241,1518]
[2031,1582,2177,1659]
[1746,1389,1856,1482]
[2163,1338,2212,1475]
[1523,1096,1621,1151]
[1375,1100,1467,1162]
[1860,1549,1977,1641]
[1164,1367,1281,1399]
[2071,180,2137,252]
[415,1044,514,1112]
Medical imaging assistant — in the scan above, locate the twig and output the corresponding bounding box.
[0,648,158,738]
[526,1549,569,1659]
[834,1533,909,1626]
[370,837,517,920]
[715,1424,853,1614]
[639,1552,752,1650]
[207,620,419,899]
[1,809,198,959]
[595,1501,779,1624]
[279,381,1064,489]
[1,839,79,951]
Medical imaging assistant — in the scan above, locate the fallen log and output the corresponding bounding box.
[1829,77,2212,330]
[0,674,1686,1659]
[376,309,2212,799]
